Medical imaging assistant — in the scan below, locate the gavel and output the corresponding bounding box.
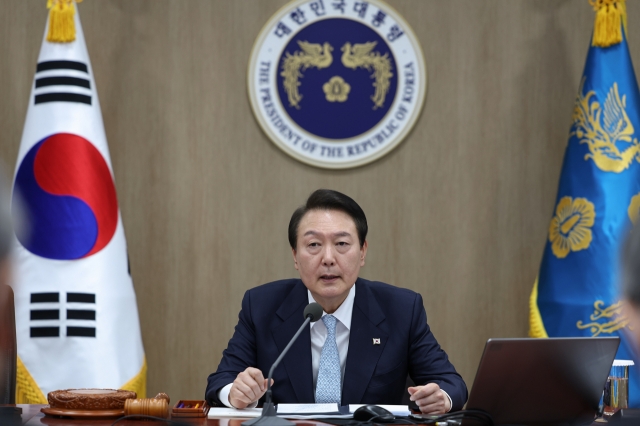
[124,393,170,419]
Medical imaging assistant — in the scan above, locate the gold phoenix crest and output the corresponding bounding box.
[281,40,393,110]
[571,78,640,173]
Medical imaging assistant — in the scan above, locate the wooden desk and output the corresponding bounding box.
[16,404,327,426]
[13,404,606,425]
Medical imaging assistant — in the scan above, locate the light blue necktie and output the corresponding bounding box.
[315,314,341,403]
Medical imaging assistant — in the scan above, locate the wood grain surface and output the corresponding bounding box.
[1,0,637,401]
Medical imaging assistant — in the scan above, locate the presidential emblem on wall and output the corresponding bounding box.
[248,0,427,169]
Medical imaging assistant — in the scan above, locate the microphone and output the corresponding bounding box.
[242,302,323,426]
[303,303,323,323]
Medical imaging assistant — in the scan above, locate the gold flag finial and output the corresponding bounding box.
[46,0,83,43]
[589,0,627,48]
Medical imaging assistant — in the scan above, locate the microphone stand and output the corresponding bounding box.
[242,315,313,426]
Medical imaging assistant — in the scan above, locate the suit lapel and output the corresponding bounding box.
[342,279,388,404]
[271,281,314,403]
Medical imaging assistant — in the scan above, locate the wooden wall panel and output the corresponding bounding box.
[1,0,638,399]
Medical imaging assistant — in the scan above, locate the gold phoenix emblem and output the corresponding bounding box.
[571,78,640,173]
[341,41,393,109]
[323,76,351,102]
[280,40,393,110]
[548,196,595,259]
[281,41,333,109]
[577,301,631,336]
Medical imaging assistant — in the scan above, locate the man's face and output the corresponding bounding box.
[292,209,367,313]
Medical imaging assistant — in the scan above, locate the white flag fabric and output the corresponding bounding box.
[10,5,146,403]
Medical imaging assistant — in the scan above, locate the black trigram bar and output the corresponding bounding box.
[35,76,90,89]
[36,60,88,73]
[35,93,91,105]
[67,293,95,303]
[67,326,95,337]
[30,293,59,303]
[67,309,95,320]
[30,309,59,320]
[30,327,59,338]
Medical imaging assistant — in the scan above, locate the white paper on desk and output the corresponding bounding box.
[277,403,352,419]
[349,404,411,417]
[208,407,263,418]
[277,403,340,414]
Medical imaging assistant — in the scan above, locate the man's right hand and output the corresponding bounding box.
[229,367,272,409]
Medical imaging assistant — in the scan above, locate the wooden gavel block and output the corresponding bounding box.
[124,393,170,418]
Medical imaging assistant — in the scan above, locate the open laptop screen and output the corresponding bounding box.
[465,337,619,425]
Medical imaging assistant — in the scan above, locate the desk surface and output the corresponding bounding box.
[14,404,327,426]
[11,404,606,426]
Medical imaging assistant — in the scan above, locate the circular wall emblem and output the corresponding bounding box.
[248,0,427,169]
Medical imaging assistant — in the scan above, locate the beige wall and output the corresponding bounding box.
[1,0,638,400]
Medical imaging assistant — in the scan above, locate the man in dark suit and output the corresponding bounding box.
[206,189,467,413]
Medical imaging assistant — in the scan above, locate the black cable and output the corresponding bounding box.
[366,414,396,423]
[367,416,425,425]
[408,409,494,426]
[110,414,192,425]
[401,419,424,425]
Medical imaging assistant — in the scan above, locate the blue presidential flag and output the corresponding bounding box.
[529,0,640,407]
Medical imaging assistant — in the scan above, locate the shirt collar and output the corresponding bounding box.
[307,284,355,331]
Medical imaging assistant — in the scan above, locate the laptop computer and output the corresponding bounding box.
[465,337,620,425]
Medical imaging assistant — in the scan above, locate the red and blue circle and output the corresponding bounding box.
[12,133,118,260]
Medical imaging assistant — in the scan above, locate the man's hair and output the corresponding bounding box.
[288,189,368,249]
[622,223,640,307]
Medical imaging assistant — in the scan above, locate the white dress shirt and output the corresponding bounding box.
[218,284,451,411]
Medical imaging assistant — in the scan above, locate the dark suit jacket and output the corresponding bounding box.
[205,278,468,410]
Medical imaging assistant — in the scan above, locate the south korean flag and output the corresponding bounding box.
[10,1,146,403]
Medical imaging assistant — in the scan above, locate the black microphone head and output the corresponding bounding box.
[304,302,323,322]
